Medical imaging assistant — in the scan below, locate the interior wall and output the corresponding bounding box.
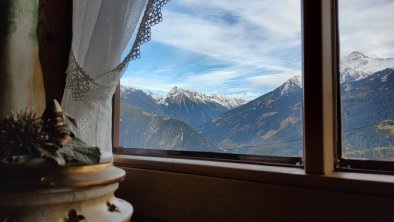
[117,166,394,222]
[0,0,45,117]
[37,0,72,103]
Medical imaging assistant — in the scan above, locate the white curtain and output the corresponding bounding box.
[61,0,168,162]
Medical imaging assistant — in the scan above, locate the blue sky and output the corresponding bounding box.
[121,0,394,101]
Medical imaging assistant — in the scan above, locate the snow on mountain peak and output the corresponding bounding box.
[280,76,302,95]
[120,85,140,99]
[288,76,302,85]
[120,85,136,93]
[147,91,165,104]
[165,86,245,109]
[346,51,368,60]
[169,86,179,93]
[210,94,246,109]
[340,52,394,83]
[168,86,199,99]
[168,86,198,99]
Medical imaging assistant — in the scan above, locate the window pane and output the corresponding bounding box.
[339,0,394,160]
[119,0,302,157]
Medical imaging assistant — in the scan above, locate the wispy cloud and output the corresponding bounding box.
[121,0,394,101]
[226,92,262,101]
[122,0,303,100]
[339,0,394,58]
[121,76,176,94]
[151,0,301,72]
[247,72,301,87]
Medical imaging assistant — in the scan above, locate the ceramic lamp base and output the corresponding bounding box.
[0,164,132,222]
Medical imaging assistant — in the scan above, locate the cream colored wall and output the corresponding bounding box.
[117,166,394,222]
[0,0,45,118]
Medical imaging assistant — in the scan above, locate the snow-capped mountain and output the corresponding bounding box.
[210,94,246,109]
[166,86,212,105]
[202,76,303,155]
[165,86,245,109]
[163,86,246,128]
[202,70,394,156]
[120,85,163,115]
[340,51,394,83]
[120,85,246,128]
[120,68,394,158]
[121,85,245,109]
[146,91,166,105]
[279,76,302,95]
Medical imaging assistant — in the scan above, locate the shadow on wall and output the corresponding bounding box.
[0,0,45,118]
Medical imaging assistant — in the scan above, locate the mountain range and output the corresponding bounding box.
[119,52,394,159]
[202,76,303,156]
[121,85,246,128]
[119,86,245,150]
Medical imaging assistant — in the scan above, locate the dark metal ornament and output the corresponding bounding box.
[64,209,85,222]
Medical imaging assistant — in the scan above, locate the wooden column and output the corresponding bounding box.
[37,0,72,103]
[303,0,337,174]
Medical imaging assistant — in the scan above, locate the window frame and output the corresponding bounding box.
[333,0,394,174]
[112,0,394,175]
[112,81,303,167]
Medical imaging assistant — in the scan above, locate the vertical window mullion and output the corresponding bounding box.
[112,84,121,148]
[302,0,336,174]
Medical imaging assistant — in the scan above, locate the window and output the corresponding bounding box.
[336,0,394,172]
[115,0,303,165]
[113,0,394,173]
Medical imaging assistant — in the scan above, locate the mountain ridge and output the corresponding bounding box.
[201,76,303,156]
[120,85,246,128]
[121,85,246,109]
[119,52,394,158]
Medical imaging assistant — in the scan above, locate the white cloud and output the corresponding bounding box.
[184,69,241,83]
[339,0,394,58]
[152,0,302,72]
[121,76,176,94]
[122,0,394,101]
[122,0,304,100]
[247,72,301,87]
[226,92,262,101]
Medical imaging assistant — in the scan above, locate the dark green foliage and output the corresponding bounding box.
[341,69,394,160]
[341,69,394,131]
[342,119,394,160]
[0,109,100,166]
[57,138,101,165]
[0,109,47,158]
[344,146,394,160]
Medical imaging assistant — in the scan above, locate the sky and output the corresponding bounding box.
[121,0,394,101]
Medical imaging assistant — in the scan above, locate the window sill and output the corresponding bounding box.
[114,154,394,198]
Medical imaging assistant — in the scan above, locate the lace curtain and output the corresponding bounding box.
[61,0,169,162]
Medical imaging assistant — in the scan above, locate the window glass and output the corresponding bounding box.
[339,0,394,160]
[119,0,302,157]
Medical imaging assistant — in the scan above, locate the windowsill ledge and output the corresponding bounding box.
[114,154,394,197]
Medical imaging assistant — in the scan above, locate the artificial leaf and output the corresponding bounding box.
[57,138,100,165]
